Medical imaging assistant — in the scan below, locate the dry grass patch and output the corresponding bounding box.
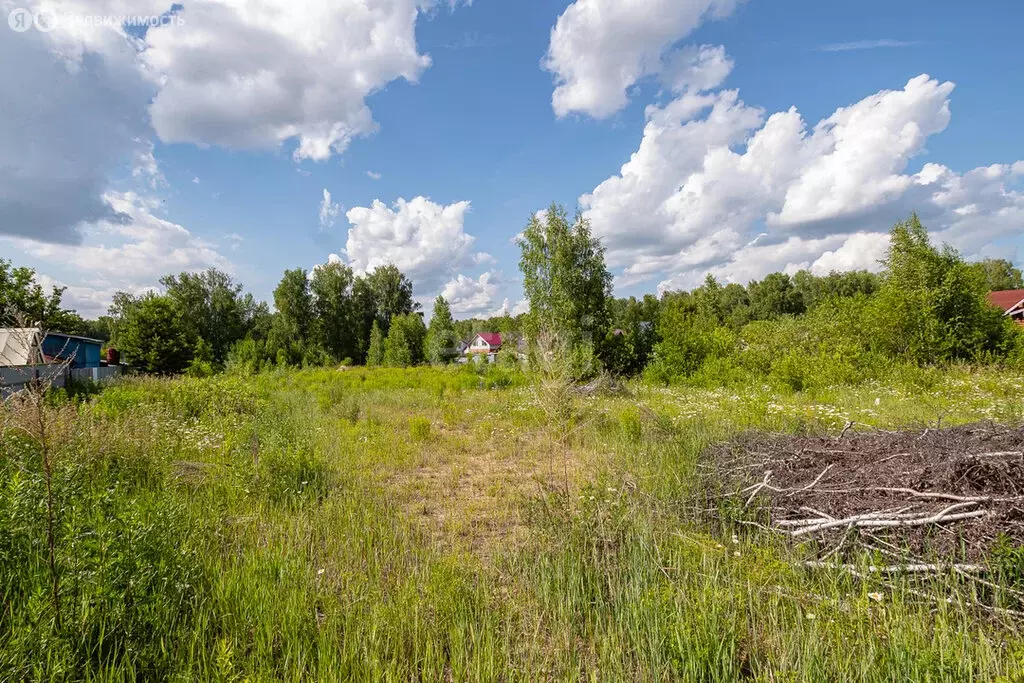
[387,424,590,559]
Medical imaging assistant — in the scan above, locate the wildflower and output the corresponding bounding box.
[731,535,739,545]
[868,592,883,603]
[805,613,816,620]
[733,551,741,557]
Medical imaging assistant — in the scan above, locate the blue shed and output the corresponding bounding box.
[42,332,104,369]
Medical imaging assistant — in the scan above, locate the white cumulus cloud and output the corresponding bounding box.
[343,196,484,290]
[138,0,434,161]
[582,71,1024,292]
[440,271,500,318]
[544,0,741,118]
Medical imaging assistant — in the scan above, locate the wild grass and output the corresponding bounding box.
[2,363,1023,680]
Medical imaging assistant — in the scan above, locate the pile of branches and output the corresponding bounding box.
[707,422,1024,615]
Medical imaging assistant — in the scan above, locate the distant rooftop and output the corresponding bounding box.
[987,290,1024,314]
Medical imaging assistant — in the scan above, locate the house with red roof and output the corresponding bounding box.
[466,332,503,356]
[988,290,1024,325]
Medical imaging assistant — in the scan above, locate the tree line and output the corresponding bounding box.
[3,208,1023,384]
[515,207,1024,389]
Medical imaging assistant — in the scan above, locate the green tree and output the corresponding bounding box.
[0,259,84,332]
[350,276,378,363]
[606,294,660,374]
[382,326,411,367]
[160,268,261,365]
[517,203,612,357]
[267,268,316,365]
[971,258,1024,292]
[748,273,804,320]
[793,269,880,309]
[646,296,733,384]
[366,320,385,367]
[310,261,359,362]
[116,294,196,373]
[273,268,314,339]
[869,214,1013,363]
[365,265,418,333]
[426,296,457,364]
[601,329,636,376]
[385,313,426,366]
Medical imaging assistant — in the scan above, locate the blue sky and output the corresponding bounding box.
[2,0,1022,318]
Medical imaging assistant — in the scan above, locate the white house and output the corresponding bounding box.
[466,332,502,355]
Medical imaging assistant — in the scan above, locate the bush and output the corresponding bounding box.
[116,294,196,374]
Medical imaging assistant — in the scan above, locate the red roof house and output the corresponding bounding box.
[466,332,502,354]
[988,289,1024,324]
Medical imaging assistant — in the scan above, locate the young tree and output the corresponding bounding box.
[160,268,260,365]
[385,313,426,366]
[517,203,612,352]
[869,214,1013,363]
[116,294,196,373]
[366,320,385,367]
[426,296,457,364]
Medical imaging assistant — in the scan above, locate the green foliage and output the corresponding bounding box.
[0,258,84,332]
[646,296,735,384]
[366,320,386,367]
[747,272,805,319]
[115,293,196,373]
[160,268,264,366]
[868,214,1014,364]
[310,260,361,363]
[518,203,612,352]
[600,328,636,376]
[269,268,314,356]
[793,269,880,309]
[426,296,457,364]
[971,258,1024,292]
[382,313,426,367]
[226,337,271,375]
[604,294,659,373]
[364,264,418,333]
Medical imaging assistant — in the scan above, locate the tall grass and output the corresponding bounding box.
[1,364,1022,680]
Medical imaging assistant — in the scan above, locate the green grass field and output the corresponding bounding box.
[3,364,1024,681]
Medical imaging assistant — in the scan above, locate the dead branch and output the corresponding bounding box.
[803,561,985,574]
[789,502,988,537]
[787,463,834,496]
